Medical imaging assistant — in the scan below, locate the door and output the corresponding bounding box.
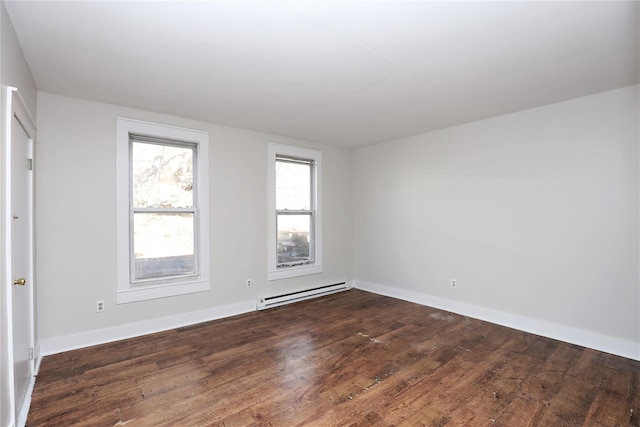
[10,112,34,421]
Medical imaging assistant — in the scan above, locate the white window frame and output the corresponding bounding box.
[116,118,210,303]
[268,143,322,280]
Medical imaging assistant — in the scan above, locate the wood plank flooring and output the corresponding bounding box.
[28,289,640,426]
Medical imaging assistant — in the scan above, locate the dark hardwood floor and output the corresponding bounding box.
[28,289,639,426]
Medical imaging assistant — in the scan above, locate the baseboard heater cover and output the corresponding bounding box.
[257,282,352,310]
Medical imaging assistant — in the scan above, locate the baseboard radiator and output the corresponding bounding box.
[256,282,352,310]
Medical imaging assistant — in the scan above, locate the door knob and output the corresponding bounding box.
[13,278,26,286]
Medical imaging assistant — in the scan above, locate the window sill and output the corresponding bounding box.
[117,279,210,304]
[268,264,323,281]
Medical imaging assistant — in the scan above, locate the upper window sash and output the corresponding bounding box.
[129,136,198,209]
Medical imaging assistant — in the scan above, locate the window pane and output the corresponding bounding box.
[133,212,195,280]
[277,214,311,264]
[276,160,310,210]
[132,142,194,208]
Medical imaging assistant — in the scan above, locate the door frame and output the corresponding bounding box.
[3,86,36,427]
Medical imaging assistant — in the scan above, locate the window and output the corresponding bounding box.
[116,118,210,303]
[131,137,196,281]
[268,143,322,280]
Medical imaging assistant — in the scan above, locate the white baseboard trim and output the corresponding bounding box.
[355,280,640,361]
[39,299,256,356]
[17,375,35,427]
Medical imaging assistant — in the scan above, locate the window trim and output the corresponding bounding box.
[116,118,210,304]
[267,143,322,280]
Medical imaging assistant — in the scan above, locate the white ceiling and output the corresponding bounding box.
[5,1,639,148]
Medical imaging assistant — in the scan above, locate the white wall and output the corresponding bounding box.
[0,4,36,113]
[353,85,640,360]
[35,92,352,352]
[1,2,38,425]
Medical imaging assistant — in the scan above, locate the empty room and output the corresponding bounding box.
[1,1,639,426]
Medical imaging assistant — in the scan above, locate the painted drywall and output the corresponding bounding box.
[1,2,38,425]
[35,92,352,350]
[353,85,640,358]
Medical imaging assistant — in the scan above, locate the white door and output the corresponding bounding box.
[10,112,34,421]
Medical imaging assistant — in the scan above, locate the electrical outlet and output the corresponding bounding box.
[246,279,252,288]
[96,300,105,313]
[451,279,457,288]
